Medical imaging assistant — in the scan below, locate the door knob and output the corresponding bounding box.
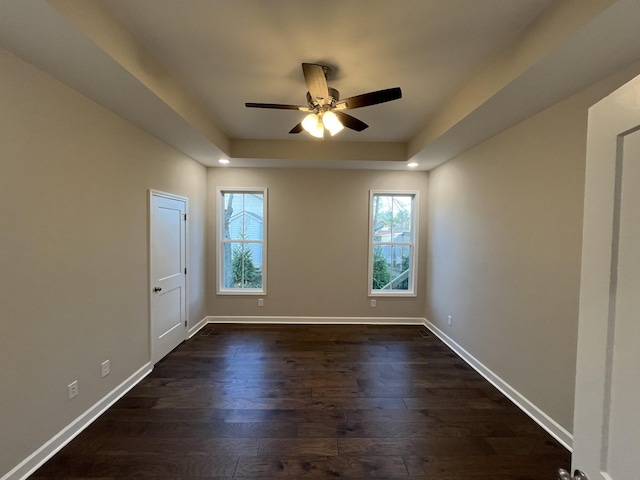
[153,287,162,292]
[558,469,588,480]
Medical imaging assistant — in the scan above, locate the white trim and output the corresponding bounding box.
[368,190,419,297]
[188,316,210,338]
[422,318,573,451]
[1,363,152,480]
[206,315,425,325]
[216,187,268,295]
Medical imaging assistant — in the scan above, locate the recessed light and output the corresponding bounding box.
[218,158,230,164]
[407,162,419,168]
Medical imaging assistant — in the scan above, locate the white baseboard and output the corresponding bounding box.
[206,315,425,325]
[422,318,573,451]
[188,316,209,338]
[2,363,152,480]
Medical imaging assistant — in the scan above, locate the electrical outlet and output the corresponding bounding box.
[101,359,110,377]
[370,299,377,308]
[68,380,79,399]
[258,298,264,307]
[447,315,453,326]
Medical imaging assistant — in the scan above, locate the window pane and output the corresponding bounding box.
[390,245,411,291]
[224,192,264,240]
[222,242,235,288]
[372,245,392,290]
[391,196,412,236]
[223,242,263,289]
[372,195,392,241]
[245,243,263,284]
[372,195,413,241]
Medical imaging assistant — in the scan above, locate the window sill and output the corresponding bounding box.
[369,291,417,298]
[217,290,266,296]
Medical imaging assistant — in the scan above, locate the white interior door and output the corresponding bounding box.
[571,74,640,479]
[150,191,187,364]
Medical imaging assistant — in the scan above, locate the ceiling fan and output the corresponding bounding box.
[245,63,402,138]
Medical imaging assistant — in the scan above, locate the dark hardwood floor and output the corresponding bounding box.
[30,324,570,479]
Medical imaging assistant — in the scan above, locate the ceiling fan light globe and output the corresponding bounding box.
[301,113,318,131]
[302,113,324,138]
[322,111,344,136]
[312,129,324,138]
[310,125,324,138]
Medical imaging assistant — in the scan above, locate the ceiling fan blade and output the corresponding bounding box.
[289,122,304,134]
[334,111,368,132]
[245,102,309,111]
[336,87,402,110]
[302,63,330,105]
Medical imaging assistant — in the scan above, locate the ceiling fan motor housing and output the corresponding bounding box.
[307,87,340,109]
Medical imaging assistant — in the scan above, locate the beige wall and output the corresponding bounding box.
[207,168,428,319]
[0,47,207,476]
[426,62,640,433]
[4,29,639,477]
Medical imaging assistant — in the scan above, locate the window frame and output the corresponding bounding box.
[368,190,419,297]
[216,187,268,295]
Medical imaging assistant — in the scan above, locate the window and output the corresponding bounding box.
[368,191,418,296]
[217,188,267,294]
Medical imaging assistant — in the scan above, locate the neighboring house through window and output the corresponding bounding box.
[217,188,267,294]
[369,191,418,296]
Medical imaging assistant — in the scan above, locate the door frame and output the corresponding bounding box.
[148,189,189,363]
[572,73,640,477]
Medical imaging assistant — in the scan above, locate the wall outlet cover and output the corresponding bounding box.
[68,380,79,399]
[101,360,110,377]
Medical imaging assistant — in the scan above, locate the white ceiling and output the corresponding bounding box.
[1,0,639,169]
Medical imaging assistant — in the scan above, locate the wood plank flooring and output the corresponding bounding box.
[29,324,570,479]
